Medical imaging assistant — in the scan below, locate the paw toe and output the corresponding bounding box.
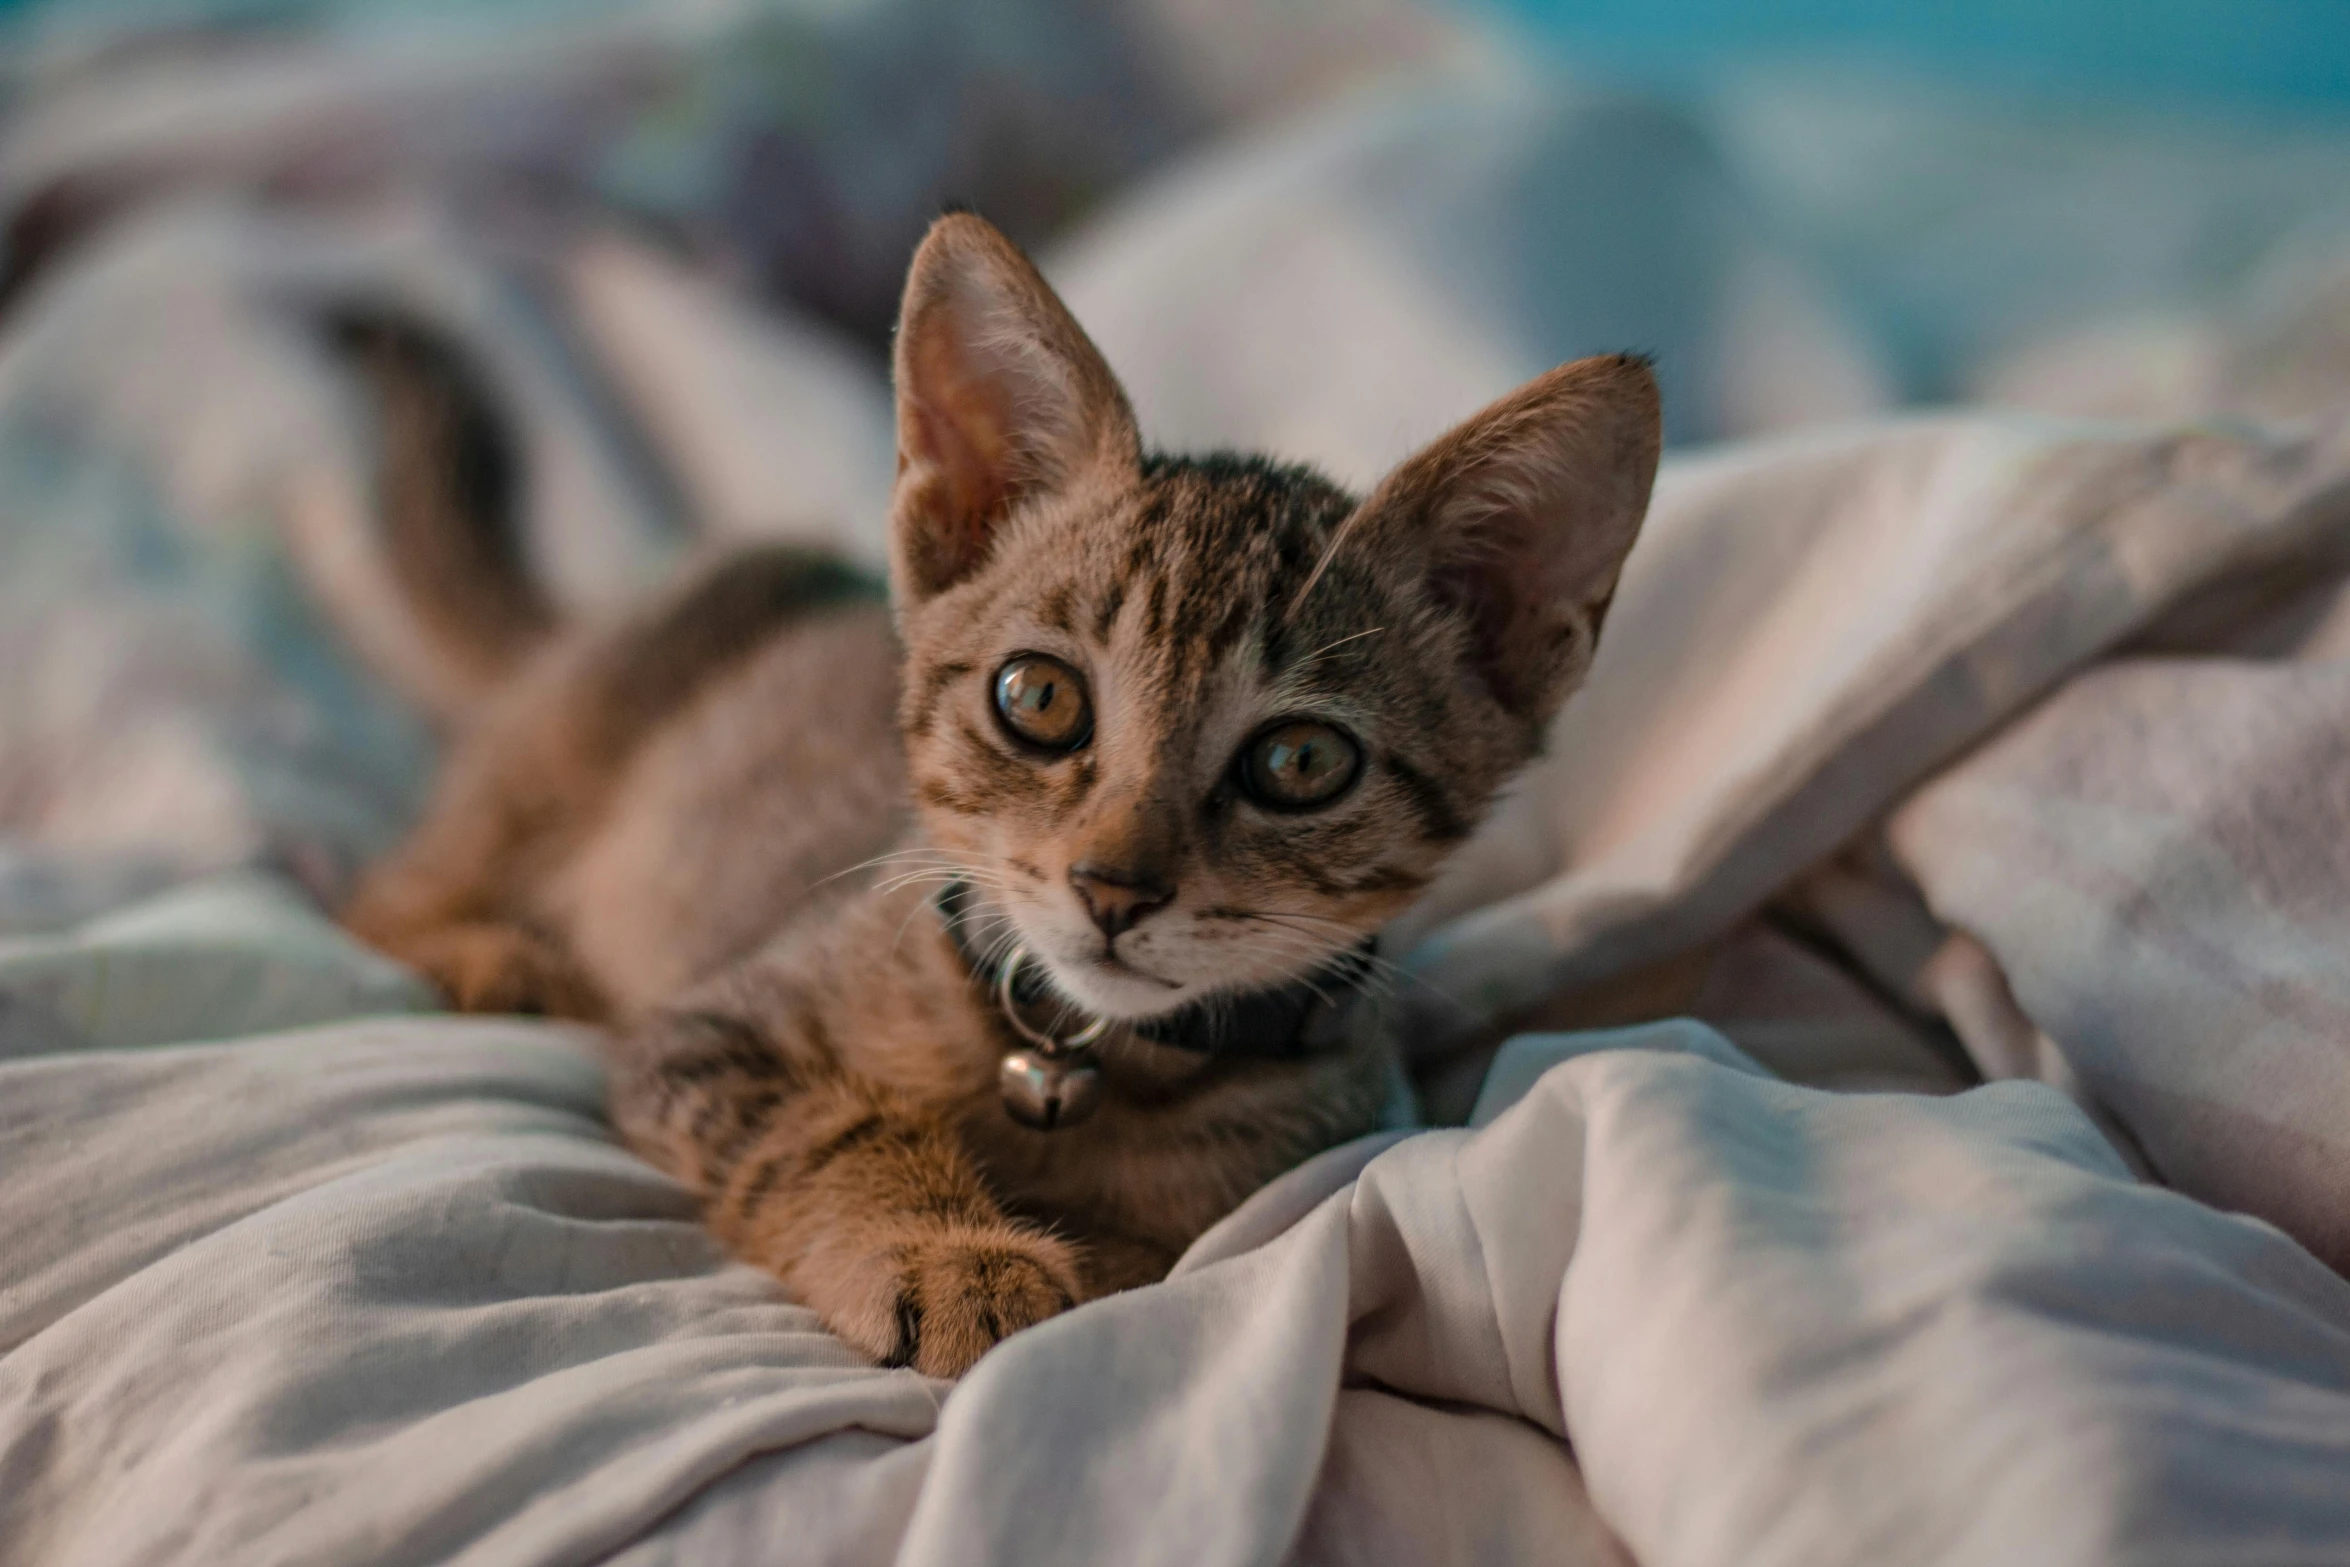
[892,1232,1081,1378]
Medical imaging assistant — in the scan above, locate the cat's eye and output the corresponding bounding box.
[1238,720,1361,810]
[994,654,1093,751]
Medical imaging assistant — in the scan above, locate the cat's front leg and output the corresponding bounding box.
[369,918,607,1020]
[716,1081,1084,1376]
[611,1008,1083,1377]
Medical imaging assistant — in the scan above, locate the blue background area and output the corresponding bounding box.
[1488,0,2350,113]
[4,0,2345,116]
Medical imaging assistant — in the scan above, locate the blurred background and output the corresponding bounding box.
[1,0,2344,458]
[0,0,2345,915]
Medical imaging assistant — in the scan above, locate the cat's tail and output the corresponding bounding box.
[289,310,558,729]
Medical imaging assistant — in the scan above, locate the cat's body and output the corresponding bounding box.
[348,540,1391,1327]
[343,215,1660,1376]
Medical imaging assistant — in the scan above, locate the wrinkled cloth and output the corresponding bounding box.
[1391,411,2350,1037]
[1891,657,2350,1274]
[10,891,2350,1566]
[1377,405,2350,1292]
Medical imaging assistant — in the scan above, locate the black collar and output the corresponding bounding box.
[933,878,1373,1061]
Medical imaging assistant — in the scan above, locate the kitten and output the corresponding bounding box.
[343,214,1660,1376]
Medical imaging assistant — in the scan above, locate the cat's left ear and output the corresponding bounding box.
[889,213,1141,604]
[1358,353,1661,723]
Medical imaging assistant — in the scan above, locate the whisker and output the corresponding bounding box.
[888,897,940,957]
[875,869,1007,896]
[1289,968,1338,1008]
[1282,625,1386,679]
[970,916,1031,978]
[886,874,1020,958]
[1204,924,1349,1007]
[808,846,973,894]
[1286,507,1381,626]
[1221,909,1462,1009]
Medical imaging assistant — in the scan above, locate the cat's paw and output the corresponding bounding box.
[837,1224,1083,1378]
[397,922,606,1020]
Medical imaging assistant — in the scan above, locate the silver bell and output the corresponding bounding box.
[999,1049,1102,1130]
[993,945,1108,1130]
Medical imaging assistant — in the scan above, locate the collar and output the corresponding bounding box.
[933,877,1372,1061]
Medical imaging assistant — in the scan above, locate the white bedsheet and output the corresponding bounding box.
[9,887,2350,1565]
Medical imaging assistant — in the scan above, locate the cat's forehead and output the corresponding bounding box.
[1127,452,1358,558]
[1016,453,1365,673]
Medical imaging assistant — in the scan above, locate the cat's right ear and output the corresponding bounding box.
[888,213,1140,604]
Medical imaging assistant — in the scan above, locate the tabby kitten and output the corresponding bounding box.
[346,214,1660,1376]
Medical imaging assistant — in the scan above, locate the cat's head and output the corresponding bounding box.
[888,214,1658,1023]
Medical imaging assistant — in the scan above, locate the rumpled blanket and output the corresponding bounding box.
[11,889,2350,1566]
[9,5,2350,1564]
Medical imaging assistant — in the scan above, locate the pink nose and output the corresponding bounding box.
[1069,864,1174,940]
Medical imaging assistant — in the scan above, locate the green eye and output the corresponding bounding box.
[1239,720,1361,810]
[994,654,1093,751]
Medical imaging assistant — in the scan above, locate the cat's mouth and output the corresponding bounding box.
[954,880,1357,1025]
[1028,936,1207,1022]
[1090,950,1183,990]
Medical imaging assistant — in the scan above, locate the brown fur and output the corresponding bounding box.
[322,311,556,727]
[344,215,1660,1376]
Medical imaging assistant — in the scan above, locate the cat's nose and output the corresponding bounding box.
[1069,864,1174,940]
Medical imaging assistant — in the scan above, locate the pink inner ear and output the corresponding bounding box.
[890,215,1146,603]
[1404,376,1656,718]
[1428,508,1569,715]
[901,334,1022,591]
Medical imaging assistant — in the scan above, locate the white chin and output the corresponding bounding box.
[1037,955,1195,1022]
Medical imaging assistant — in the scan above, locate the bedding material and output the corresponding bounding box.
[9,8,2350,1563]
[10,897,2350,1565]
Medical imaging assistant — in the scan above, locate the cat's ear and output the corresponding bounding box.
[1360,353,1660,721]
[888,213,1141,603]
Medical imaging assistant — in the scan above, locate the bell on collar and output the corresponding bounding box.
[995,946,1108,1130]
[999,1048,1102,1130]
